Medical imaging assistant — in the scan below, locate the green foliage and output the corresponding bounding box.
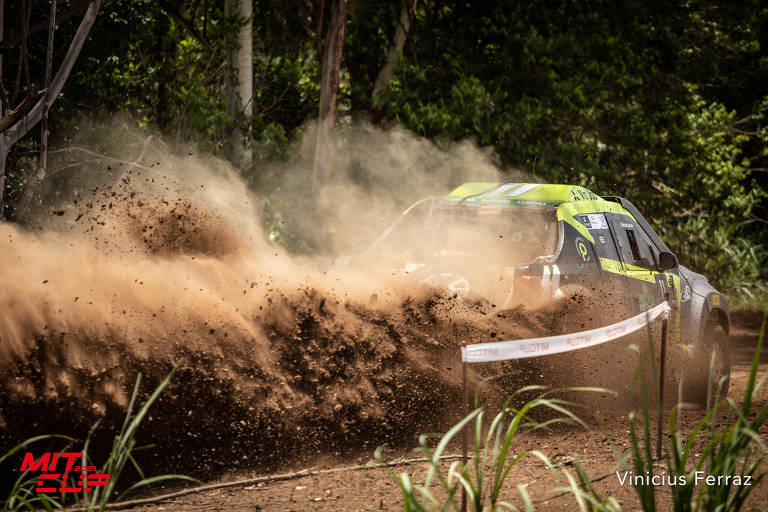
[80,368,197,511]
[376,385,607,511]
[3,0,767,300]
[0,435,75,511]
[659,95,768,303]
[360,0,768,303]
[387,318,767,511]
[72,0,241,151]
[624,318,768,512]
[1,369,196,512]
[558,456,622,512]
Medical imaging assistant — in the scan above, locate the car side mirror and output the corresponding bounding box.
[657,251,677,271]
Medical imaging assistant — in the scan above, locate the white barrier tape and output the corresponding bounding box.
[461,301,671,363]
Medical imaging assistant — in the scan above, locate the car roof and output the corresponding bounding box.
[444,182,600,205]
[442,182,632,213]
[437,183,636,244]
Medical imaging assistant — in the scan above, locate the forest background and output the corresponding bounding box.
[1,0,766,308]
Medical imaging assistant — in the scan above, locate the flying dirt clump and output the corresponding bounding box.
[0,121,619,480]
[0,221,568,476]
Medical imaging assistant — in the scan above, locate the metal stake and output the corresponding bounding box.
[656,293,669,459]
[461,361,468,512]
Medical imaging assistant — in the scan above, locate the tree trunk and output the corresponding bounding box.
[38,0,56,183]
[0,0,101,219]
[0,144,7,219]
[16,0,56,218]
[313,0,348,202]
[0,0,5,118]
[371,0,416,101]
[226,0,252,172]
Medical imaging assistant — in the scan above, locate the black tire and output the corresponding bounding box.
[685,322,730,408]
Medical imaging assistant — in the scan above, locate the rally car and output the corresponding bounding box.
[355,182,731,403]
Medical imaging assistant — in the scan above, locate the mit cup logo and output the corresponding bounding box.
[19,452,110,493]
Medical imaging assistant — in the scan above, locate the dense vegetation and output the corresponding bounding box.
[1,0,766,305]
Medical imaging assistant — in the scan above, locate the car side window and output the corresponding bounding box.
[609,214,655,270]
[633,226,660,268]
[625,229,642,261]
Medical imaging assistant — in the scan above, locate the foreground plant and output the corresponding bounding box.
[1,368,195,511]
[383,314,768,512]
[376,385,606,511]
[0,435,76,511]
[626,317,767,512]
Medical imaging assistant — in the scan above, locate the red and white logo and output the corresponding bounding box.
[19,452,111,493]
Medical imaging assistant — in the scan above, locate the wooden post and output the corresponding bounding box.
[461,360,468,512]
[656,293,669,459]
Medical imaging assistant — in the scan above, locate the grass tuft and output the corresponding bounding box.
[625,316,768,512]
[376,385,609,511]
[1,367,197,512]
[386,314,768,511]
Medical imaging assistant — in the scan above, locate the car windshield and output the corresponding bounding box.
[369,201,560,267]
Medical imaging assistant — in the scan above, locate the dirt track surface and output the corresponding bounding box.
[119,313,767,512]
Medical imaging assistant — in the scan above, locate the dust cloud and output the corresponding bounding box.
[0,119,629,479]
[259,121,532,256]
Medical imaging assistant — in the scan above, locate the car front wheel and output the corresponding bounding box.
[685,322,730,408]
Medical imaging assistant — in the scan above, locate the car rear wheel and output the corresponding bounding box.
[685,322,730,408]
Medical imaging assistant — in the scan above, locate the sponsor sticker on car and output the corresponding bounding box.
[584,213,608,230]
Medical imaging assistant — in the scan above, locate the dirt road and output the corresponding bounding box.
[124,312,767,512]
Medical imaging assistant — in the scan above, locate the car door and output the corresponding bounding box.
[607,213,686,342]
[567,212,635,320]
[606,213,667,310]
[632,218,693,343]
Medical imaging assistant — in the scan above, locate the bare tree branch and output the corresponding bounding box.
[21,0,31,90]
[16,0,58,218]
[0,92,40,133]
[3,0,101,147]
[48,145,153,171]
[40,0,57,171]
[11,38,21,104]
[0,0,5,117]
[0,0,101,218]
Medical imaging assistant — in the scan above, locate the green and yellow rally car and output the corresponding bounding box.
[359,182,730,402]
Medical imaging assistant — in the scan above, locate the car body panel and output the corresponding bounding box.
[394,183,729,343]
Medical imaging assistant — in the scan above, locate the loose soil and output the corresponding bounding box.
[127,313,768,511]
[0,158,765,510]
